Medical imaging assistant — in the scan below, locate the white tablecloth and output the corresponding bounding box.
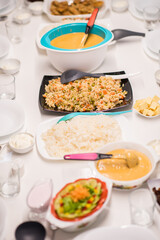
[0,1,160,239]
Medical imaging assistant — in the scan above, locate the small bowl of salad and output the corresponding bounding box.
[46,177,112,232]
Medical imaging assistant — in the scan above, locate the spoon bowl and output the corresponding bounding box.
[15,221,46,240]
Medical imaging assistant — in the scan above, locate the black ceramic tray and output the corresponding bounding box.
[39,71,133,114]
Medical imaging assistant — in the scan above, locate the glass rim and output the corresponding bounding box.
[129,188,156,207]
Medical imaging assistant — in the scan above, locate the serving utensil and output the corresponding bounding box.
[64,151,139,168]
[60,69,141,84]
[111,29,145,41]
[79,8,99,49]
[15,221,46,240]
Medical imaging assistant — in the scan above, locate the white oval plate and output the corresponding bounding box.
[73,225,159,240]
[0,100,25,137]
[36,115,130,161]
[0,35,10,58]
[134,0,160,13]
[145,29,160,54]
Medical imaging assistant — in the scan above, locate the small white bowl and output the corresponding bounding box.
[90,141,159,190]
[0,58,20,74]
[28,1,43,15]
[9,132,35,154]
[13,8,31,24]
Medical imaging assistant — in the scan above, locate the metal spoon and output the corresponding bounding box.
[64,151,139,168]
[15,221,46,240]
[60,69,140,84]
[111,29,145,41]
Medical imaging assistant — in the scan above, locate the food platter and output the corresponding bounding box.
[36,114,130,160]
[43,0,109,22]
[39,71,133,114]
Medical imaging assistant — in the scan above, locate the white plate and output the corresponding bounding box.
[73,225,159,240]
[36,19,111,49]
[142,38,159,61]
[0,0,17,16]
[134,0,160,13]
[0,198,7,239]
[0,35,10,58]
[36,115,130,161]
[43,0,109,22]
[128,0,143,20]
[0,100,25,138]
[0,0,10,11]
[147,178,160,212]
[145,29,160,54]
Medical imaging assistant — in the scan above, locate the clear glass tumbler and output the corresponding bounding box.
[0,74,15,100]
[143,6,160,31]
[5,20,23,43]
[129,188,156,227]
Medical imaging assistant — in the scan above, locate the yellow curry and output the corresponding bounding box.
[96,149,152,181]
[50,32,104,49]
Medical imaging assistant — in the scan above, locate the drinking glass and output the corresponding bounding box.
[0,74,15,99]
[0,159,20,198]
[129,188,156,227]
[5,20,23,43]
[26,178,53,220]
[143,6,160,31]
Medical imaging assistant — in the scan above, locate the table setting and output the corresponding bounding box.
[0,0,160,239]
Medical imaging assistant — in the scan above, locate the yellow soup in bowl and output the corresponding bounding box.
[96,149,152,181]
[50,32,104,49]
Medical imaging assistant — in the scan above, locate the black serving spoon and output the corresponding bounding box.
[15,221,46,240]
[112,29,145,41]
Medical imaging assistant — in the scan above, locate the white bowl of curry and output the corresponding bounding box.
[90,141,159,190]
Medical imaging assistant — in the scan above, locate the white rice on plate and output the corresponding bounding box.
[42,115,122,158]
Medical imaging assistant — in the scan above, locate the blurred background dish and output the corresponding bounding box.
[145,30,160,55]
[28,1,44,15]
[0,0,17,16]
[0,100,25,137]
[13,8,31,24]
[43,0,109,22]
[0,58,20,74]
[134,0,160,13]
[73,225,159,240]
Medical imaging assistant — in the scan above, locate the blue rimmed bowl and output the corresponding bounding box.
[40,23,113,72]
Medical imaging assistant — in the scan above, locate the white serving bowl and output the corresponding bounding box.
[46,178,112,232]
[28,1,43,15]
[9,132,35,154]
[40,23,113,72]
[13,8,31,24]
[0,58,20,74]
[90,141,159,190]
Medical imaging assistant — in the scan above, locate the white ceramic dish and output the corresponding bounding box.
[0,100,25,138]
[28,1,43,15]
[142,38,159,61]
[147,178,160,212]
[145,29,160,54]
[9,132,35,154]
[0,0,17,16]
[73,225,159,240]
[0,58,20,74]
[36,115,130,161]
[0,35,10,58]
[43,0,109,22]
[111,0,128,13]
[90,141,159,189]
[128,0,143,20]
[0,198,7,239]
[0,0,10,11]
[46,178,112,232]
[13,8,31,24]
[134,0,160,13]
[134,108,160,119]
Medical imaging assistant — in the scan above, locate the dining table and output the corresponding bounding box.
[0,0,160,239]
